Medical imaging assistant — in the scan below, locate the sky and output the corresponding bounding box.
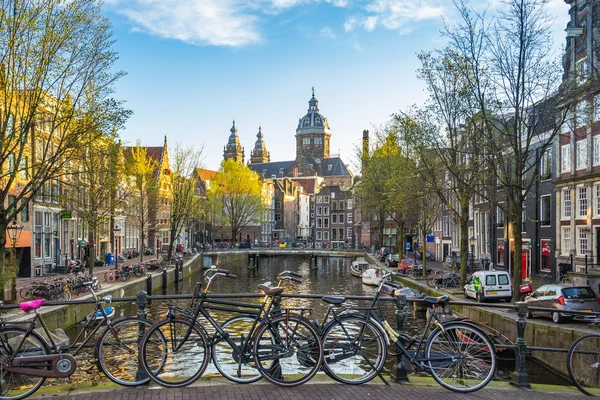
[102,0,571,173]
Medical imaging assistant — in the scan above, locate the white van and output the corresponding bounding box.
[464,270,513,302]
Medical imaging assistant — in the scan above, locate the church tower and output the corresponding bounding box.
[250,126,270,164]
[223,119,244,164]
[295,88,331,163]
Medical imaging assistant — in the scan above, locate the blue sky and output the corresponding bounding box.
[103,0,570,172]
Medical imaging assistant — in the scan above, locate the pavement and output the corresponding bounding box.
[50,382,586,400]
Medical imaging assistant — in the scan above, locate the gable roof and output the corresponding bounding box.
[196,168,217,181]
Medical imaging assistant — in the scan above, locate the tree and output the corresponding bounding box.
[166,143,203,262]
[442,0,570,297]
[69,137,127,273]
[125,143,157,262]
[208,159,264,243]
[0,0,128,285]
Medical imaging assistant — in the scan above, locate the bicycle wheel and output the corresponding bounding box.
[62,288,72,302]
[0,327,50,400]
[19,287,32,301]
[212,316,267,384]
[139,318,209,388]
[253,314,323,387]
[321,314,387,384]
[568,334,600,396]
[427,275,438,287]
[425,322,495,392]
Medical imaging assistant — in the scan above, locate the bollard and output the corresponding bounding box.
[146,274,153,301]
[162,268,167,289]
[174,261,179,282]
[391,295,409,384]
[511,302,531,390]
[135,290,148,382]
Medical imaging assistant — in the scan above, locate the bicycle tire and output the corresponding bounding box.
[425,321,496,392]
[139,318,209,388]
[19,287,32,300]
[0,326,51,400]
[212,316,267,384]
[104,272,113,282]
[427,276,438,287]
[97,317,165,387]
[253,314,323,387]
[63,289,72,302]
[567,334,600,396]
[321,314,387,384]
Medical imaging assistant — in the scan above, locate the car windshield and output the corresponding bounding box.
[392,254,399,260]
[562,287,596,299]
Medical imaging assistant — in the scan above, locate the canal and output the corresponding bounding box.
[55,255,569,388]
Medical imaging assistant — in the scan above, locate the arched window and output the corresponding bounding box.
[315,116,322,127]
[303,117,310,127]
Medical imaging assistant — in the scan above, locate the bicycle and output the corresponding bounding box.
[138,266,323,388]
[0,278,163,400]
[332,271,496,392]
[567,333,600,396]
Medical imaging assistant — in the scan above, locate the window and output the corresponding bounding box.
[339,213,345,223]
[595,136,600,166]
[347,199,353,209]
[577,100,588,127]
[561,144,571,173]
[315,116,322,127]
[595,95,600,122]
[496,205,505,227]
[577,140,588,170]
[328,165,332,171]
[324,196,329,203]
[324,207,329,216]
[347,228,352,239]
[332,201,337,211]
[316,231,322,240]
[314,137,323,145]
[339,228,344,240]
[498,274,509,285]
[563,189,571,218]
[541,239,551,271]
[332,214,337,224]
[562,227,571,256]
[540,195,551,226]
[332,229,337,240]
[5,113,14,136]
[578,228,588,256]
[302,137,310,145]
[596,185,600,217]
[347,213,353,224]
[7,153,15,174]
[274,213,281,221]
[485,275,497,286]
[275,201,281,210]
[21,199,29,222]
[323,218,329,228]
[540,148,551,179]
[323,231,329,240]
[578,187,587,218]
[7,195,16,219]
[19,156,27,179]
[316,196,322,204]
[316,218,322,228]
[339,200,345,210]
[316,207,322,216]
[562,111,572,133]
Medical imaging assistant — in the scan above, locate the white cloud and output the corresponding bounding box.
[344,17,358,32]
[363,16,378,31]
[320,27,337,38]
[325,0,351,7]
[364,0,445,31]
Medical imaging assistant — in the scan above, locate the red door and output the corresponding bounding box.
[521,251,528,279]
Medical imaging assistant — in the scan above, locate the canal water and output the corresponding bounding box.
[55,255,569,388]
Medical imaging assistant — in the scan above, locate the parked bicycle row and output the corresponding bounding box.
[19,272,100,302]
[3,265,600,399]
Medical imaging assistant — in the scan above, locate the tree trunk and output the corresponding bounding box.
[140,230,145,263]
[0,217,8,302]
[397,224,404,260]
[167,230,175,262]
[512,215,523,301]
[460,203,469,287]
[422,229,428,278]
[232,228,237,244]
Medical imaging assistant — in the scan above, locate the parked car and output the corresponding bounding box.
[415,249,435,261]
[239,239,252,249]
[398,258,419,274]
[524,284,600,323]
[385,254,400,268]
[464,270,512,302]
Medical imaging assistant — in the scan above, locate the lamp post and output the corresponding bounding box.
[469,236,476,275]
[7,220,23,302]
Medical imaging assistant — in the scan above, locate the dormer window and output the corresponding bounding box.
[303,118,310,127]
[279,168,284,175]
[263,169,267,175]
[328,165,332,171]
[271,174,276,178]
[315,116,322,127]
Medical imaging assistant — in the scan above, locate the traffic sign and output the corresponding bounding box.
[60,210,71,219]
[78,240,87,248]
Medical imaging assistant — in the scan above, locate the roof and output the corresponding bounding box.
[249,160,294,178]
[321,157,352,177]
[196,168,217,181]
[122,145,165,180]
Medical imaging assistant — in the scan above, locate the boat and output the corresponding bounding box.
[362,268,383,286]
[350,260,371,277]
[381,279,402,295]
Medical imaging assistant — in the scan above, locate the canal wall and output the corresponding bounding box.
[385,265,588,377]
[9,255,202,331]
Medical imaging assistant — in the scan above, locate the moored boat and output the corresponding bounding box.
[362,268,382,286]
[350,261,371,277]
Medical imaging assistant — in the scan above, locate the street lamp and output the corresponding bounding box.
[7,220,23,302]
[469,235,476,275]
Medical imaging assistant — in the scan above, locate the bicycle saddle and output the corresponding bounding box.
[258,284,283,296]
[322,296,345,305]
[423,295,450,306]
[20,299,46,312]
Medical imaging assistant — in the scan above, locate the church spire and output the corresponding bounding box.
[250,126,270,164]
[223,119,244,164]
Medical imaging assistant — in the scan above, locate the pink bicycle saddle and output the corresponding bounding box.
[20,299,46,312]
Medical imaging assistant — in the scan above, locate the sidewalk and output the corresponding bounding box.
[54,382,585,400]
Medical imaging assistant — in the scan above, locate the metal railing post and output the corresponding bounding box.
[135,290,148,382]
[391,294,409,384]
[511,302,531,390]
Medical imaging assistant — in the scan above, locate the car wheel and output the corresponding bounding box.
[524,309,533,319]
[476,293,483,303]
[552,311,564,324]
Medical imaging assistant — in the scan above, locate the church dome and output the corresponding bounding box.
[296,88,331,133]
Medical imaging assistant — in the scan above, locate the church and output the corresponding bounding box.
[222,89,355,246]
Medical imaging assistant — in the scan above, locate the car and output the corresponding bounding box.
[239,239,252,249]
[398,258,418,274]
[464,270,512,302]
[385,254,400,268]
[524,284,600,323]
[415,249,435,261]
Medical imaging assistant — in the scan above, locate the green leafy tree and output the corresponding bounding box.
[208,159,264,242]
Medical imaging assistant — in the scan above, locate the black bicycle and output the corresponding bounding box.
[138,266,323,388]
